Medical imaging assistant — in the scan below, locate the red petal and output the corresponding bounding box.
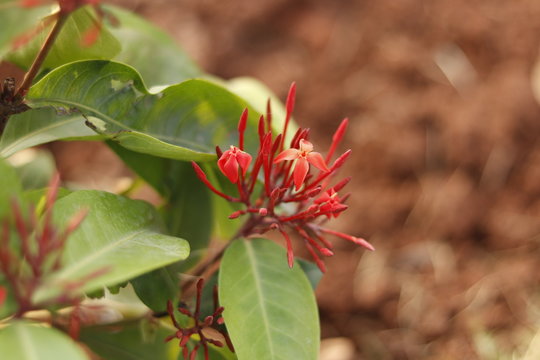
[315,191,331,204]
[217,151,231,174]
[222,155,239,183]
[299,139,313,153]
[236,151,252,175]
[307,152,330,172]
[293,158,309,190]
[274,148,299,163]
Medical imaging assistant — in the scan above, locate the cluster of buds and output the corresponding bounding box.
[192,83,374,272]
[166,279,234,360]
[0,175,104,317]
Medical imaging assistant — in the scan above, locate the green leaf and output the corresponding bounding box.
[0,157,23,219]
[0,321,89,360]
[7,7,121,71]
[219,238,320,360]
[103,5,201,87]
[0,107,97,158]
[0,279,17,319]
[11,149,56,190]
[0,1,51,61]
[80,320,179,360]
[32,190,190,303]
[22,186,71,207]
[28,60,261,161]
[111,148,213,311]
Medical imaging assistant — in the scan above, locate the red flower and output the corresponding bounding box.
[217,145,252,183]
[315,189,348,218]
[274,139,329,190]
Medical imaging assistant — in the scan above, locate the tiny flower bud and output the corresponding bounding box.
[228,210,244,219]
[258,208,268,216]
[326,118,349,162]
[215,145,223,158]
[238,108,248,150]
[204,316,214,326]
[320,248,334,257]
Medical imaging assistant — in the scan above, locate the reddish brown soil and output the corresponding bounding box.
[9,0,540,358]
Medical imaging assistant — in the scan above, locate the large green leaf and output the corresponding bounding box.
[0,321,89,360]
[0,107,96,158]
[27,60,261,161]
[103,5,201,87]
[110,146,214,311]
[32,190,190,303]
[80,320,179,360]
[0,1,51,61]
[219,238,320,360]
[7,6,121,71]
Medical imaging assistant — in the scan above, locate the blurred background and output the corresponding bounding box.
[13,0,540,358]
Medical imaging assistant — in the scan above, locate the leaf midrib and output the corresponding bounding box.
[245,240,275,359]
[30,98,214,152]
[15,324,39,360]
[57,228,147,279]
[0,116,84,157]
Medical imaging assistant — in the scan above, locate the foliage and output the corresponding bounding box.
[0,1,371,359]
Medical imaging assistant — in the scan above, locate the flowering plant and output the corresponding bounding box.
[0,1,372,359]
[193,83,373,274]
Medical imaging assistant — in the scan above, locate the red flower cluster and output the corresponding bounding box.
[192,83,374,272]
[166,279,234,360]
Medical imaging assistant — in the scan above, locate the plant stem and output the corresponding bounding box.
[180,215,263,298]
[15,12,68,98]
[180,244,229,297]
